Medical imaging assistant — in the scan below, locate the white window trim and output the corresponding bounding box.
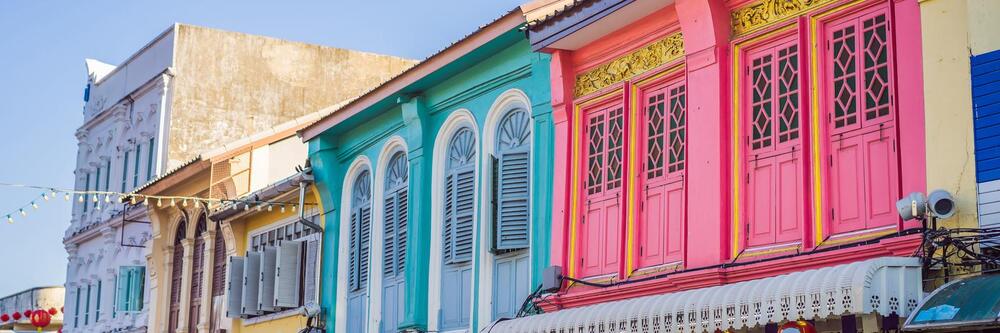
[335,156,373,333]
[367,135,409,333]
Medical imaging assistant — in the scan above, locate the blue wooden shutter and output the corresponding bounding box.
[395,189,407,273]
[348,211,359,290]
[133,144,141,187]
[443,174,455,264]
[495,109,531,250]
[445,128,476,264]
[383,196,396,277]
[349,171,371,292]
[973,50,1000,227]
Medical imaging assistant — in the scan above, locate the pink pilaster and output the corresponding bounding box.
[676,0,731,267]
[549,50,575,277]
[891,0,926,231]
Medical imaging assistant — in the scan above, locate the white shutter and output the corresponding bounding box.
[225,256,244,318]
[257,246,277,312]
[241,252,261,316]
[303,234,321,305]
[274,240,303,308]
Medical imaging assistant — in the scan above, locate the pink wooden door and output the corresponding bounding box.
[579,102,625,278]
[744,37,804,248]
[825,4,899,234]
[637,81,686,269]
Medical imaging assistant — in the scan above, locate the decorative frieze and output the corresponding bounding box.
[574,32,684,97]
[731,0,837,36]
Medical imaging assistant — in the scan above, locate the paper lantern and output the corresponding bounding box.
[48,308,57,315]
[12,312,21,320]
[0,313,8,322]
[30,309,51,330]
[23,310,32,317]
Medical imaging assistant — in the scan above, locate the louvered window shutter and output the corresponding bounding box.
[490,155,500,251]
[395,189,408,274]
[496,148,530,250]
[348,211,359,290]
[453,167,476,262]
[274,240,303,308]
[257,246,277,312]
[303,234,320,305]
[241,252,261,316]
[225,256,244,318]
[359,205,371,289]
[443,174,455,264]
[383,196,396,277]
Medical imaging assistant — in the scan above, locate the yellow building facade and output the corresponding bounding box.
[137,114,324,333]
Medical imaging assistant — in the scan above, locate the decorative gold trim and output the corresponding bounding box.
[573,33,684,97]
[731,0,837,36]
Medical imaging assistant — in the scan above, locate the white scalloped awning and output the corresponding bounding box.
[490,257,922,333]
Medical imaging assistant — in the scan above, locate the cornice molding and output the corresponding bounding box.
[573,32,684,98]
[730,0,838,36]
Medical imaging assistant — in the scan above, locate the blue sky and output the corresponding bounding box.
[0,0,523,297]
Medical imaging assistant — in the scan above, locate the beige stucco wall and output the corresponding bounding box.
[920,0,978,229]
[967,0,1000,56]
[166,24,416,167]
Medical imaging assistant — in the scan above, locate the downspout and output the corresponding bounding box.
[298,167,322,232]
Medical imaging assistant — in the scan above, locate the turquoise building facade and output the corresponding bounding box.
[302,10,553,333]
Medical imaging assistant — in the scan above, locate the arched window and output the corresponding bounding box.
[188,217,207,333]
[347,170,371,333]
[381,151,408,333]
[167,219,186,333]
[441,127,476,330]
[491,107,532,320]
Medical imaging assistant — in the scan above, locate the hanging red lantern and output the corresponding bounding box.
[48,308,57,315]
[0,313,8,322]
[23,310,32,317]
[12,312,21,320]
[60,306,64,313]
[30,309,51,331]
[779,320,817,333]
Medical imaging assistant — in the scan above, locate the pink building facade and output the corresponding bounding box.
[492,0,932,331]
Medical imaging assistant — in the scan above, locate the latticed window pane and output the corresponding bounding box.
[646,92,666,179]
[862,13,890,121]
[668,84,687,174]
[750,54,774,151]
[606,107,624,190]
[777,45,800,143]
[586,113,605,195]
[831,25,858,130]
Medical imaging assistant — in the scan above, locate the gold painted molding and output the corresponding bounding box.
[731,0,837,36]
[574,32,684,97]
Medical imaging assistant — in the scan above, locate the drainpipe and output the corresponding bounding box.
[298,168,322,232]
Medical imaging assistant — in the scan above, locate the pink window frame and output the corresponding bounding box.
[814,1,903,239]
[735,25,812,254]
[576,92,628,279]
[633,70,688,271]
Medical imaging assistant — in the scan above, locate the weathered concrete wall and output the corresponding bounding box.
[920,0,979,229]
[166,24,416,167]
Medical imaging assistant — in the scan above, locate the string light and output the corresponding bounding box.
[0,183,316,225]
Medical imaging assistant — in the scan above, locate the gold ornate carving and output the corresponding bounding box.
[574,33,684,98]
[731,0,837,36]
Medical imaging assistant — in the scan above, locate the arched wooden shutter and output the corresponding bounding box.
[444,128,477,264]
[494,109,531,251]
[347,170,371,333]
[210,222,226,332]
[441,127,476,330]
[188,217,207,333]
[167,219,186,333]
[382,151,408,333]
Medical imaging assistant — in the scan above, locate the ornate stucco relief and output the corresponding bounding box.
[573,32,685,98]
[731,0,837,36]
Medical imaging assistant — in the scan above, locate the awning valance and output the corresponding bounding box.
[489,257,922,333]
[903,273,1000,331]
